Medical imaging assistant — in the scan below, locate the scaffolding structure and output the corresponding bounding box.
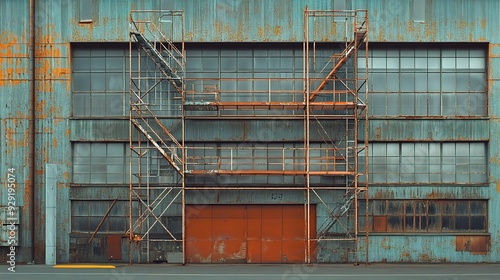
[303,9,369,263]
[129,8,368,264]
[128,10,185,263]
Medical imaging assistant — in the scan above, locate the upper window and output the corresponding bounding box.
[413,0,426,22]
[79,0,93,22]
[72,44,183,117]
[359,45,487,117]
[72,45,129,117]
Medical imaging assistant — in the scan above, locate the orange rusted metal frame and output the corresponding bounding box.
[185,170,355,176]
[127,8,368,265]
[184,101,360,111]
[303,8,369,265]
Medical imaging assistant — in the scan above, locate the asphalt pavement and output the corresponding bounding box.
[0,263,499,280]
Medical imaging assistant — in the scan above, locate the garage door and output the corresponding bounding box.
[186,204,316,263]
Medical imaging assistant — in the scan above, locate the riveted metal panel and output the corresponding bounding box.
[369,119,489,141]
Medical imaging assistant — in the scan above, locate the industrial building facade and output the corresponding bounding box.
[0,0,499,264]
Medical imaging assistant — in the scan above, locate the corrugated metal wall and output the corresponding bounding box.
[1,0,500,263]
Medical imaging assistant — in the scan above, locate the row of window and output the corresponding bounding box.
[73,142,176,184]
[72,44,487,117]
[359,199,487,233]
[362,142,487,184]
[73,142,488,185]
[71,200,181,235]
[70,199,487,234]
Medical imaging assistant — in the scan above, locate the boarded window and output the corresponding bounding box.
[456,235,490,254]
[362,199,487,233]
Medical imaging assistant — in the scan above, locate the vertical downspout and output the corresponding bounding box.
[29,0,36,263]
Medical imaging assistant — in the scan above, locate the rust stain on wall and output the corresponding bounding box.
[424,21,437,39]
[36,99,46,119]
[6,127,15,150]
[0,35,28,86]
[481,18,487,29]
[380,237,391,250]
[418,253,433,262]
[274,25,282,36]
[257,25,283,41]
[23,179,31,215]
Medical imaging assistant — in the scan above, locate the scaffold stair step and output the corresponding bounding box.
[131,32,182,88]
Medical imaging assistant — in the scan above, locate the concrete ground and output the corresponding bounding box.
[0,263,499,280]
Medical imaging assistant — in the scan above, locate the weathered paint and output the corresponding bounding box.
[2,0,500,264]
[369,119,489,141]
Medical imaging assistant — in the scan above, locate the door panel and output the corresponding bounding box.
[186,204,315,263]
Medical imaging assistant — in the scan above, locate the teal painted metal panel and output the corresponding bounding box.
[368,186,490,200]
[70,120,130,141]
[0,0,33,263]
[359,235,492,263]
[369,119,489,141]
[24,0,500,43]
[360,0,500,43]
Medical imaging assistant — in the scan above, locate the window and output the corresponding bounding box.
[413,0,426,22]
[73,44,184,117]
[71,200,181,237]
[359,45,487,117]
[71,200,137,233]
[360,142,487,184]
[79,0,93,22]
[73,142,179,184]
[72,45,129,117]
[185,45,304,117]
[73,142,129,184]
[359,199,487,233]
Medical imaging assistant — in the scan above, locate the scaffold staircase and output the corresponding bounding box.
[129,15,185,177]
[129,10,185,264]
[309,18,367,102]
[131,31,183,89]
[317,189,356,240]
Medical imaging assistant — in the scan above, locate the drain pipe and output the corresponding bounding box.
[29,0,36,263]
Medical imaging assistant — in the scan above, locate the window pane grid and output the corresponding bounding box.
[366,46,486,117]
[72,45,128,117]
[368,142,487,184]
[71,200,138,233]
[365,199,487,233]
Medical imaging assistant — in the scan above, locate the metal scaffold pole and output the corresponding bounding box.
[303,7,369,264]
[129,10,185,263]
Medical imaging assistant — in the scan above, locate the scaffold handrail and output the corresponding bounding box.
[184,146,355,174]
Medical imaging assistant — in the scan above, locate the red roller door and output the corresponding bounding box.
[186,204,316,263]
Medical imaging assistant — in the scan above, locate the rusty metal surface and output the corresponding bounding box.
[185,204,315,263]
[12,0,498,44]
